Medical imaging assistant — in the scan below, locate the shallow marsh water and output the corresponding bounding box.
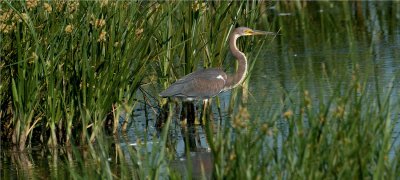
[3,30,400,179]
[2,1,400,179]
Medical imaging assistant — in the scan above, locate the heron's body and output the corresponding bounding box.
[159,68,227,100]
[160,27,273,101]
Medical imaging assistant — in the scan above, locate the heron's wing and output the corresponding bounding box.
[160,68,227,99]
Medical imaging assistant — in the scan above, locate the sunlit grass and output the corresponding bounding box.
[1,1,169,149]
[1,1,400,179]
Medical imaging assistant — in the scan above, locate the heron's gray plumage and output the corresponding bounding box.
[160,68,227,100]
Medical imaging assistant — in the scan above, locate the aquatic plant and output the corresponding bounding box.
[1,1,400,180]
[0,1,168,149]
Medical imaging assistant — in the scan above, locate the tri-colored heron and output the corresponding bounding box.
[160,27,274,100]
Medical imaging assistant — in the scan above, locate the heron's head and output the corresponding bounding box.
[234,27,275,36]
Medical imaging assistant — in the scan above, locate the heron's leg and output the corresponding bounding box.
[200,100,204,123]
[201,99,207,125]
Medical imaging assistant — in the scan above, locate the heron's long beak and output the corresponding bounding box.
[251,30,276,36]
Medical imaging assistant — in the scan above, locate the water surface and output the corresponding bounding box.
[2,2,400,178]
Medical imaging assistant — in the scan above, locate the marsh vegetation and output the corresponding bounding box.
[1,1,400,179]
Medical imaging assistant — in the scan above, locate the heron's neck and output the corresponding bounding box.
[224,34,247,91]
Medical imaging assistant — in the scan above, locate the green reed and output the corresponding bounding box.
[155,1,272,125]
[206,76,399,179]
[204,1,400,179]
[0,1,169,149]
[1,1,272,178]
[156,2,232,98]
[2,1,400,179]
